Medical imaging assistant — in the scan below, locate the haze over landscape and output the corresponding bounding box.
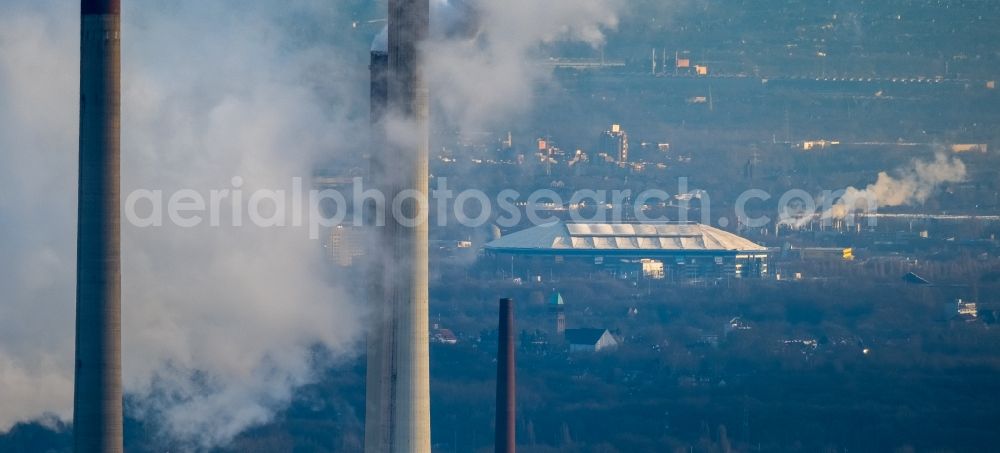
[1,0,1000,452]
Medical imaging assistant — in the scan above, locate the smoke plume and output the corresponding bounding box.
[426,0,622,130]
[0,0,623,449]
[0,2,78,430]
[0,0,367,448]
[827,152,967,220]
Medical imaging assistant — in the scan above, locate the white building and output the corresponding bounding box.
[565,328,619,353]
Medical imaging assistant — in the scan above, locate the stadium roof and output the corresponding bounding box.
[485,221,766,254]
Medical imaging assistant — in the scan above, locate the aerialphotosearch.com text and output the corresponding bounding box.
[123,176,880,239]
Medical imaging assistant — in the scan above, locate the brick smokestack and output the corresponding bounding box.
[495,298,516,453]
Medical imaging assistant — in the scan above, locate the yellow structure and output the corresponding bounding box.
[842,248,854,261]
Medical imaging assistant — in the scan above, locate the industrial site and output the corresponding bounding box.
[1,0,1000,452]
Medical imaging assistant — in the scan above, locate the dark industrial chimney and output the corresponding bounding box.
[495,298,516,453]
[363,48,393,453]
[74,0,123,452]
[369,50,389,127]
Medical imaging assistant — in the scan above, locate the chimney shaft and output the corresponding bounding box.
[369,51,390,128]
[74,1,123,452]
[364,49,393,453]
[364,1,431,452]
[496,298,516,453]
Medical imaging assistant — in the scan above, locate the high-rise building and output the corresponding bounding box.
[600,124,629,163]
[74,1,123,452]
[327,225,367,267]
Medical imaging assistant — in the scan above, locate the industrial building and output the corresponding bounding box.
[484,221,769,280]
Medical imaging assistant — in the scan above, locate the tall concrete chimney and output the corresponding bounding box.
[495,298,516,453]
[364,0,431,451]
[388,0,430,448]
[74,1,123,452]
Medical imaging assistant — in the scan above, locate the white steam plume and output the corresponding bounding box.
[0,2,78,430]
[121,1,371,446]
[425,0,623,130]
[0,0,365,448]
[372,0,481,52]
[810,153,967,225]
[0,0,624,449]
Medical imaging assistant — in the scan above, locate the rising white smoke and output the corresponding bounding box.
[778,153,967,228]
[0,0,624,449]
[120,1,373,445]
[0,3,78,430]
[827,152,967,220]
[426,0,622,130]
[0,0,366,448]
[371,1,480,55]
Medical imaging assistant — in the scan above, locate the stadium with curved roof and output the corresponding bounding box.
[484,221,769,279]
